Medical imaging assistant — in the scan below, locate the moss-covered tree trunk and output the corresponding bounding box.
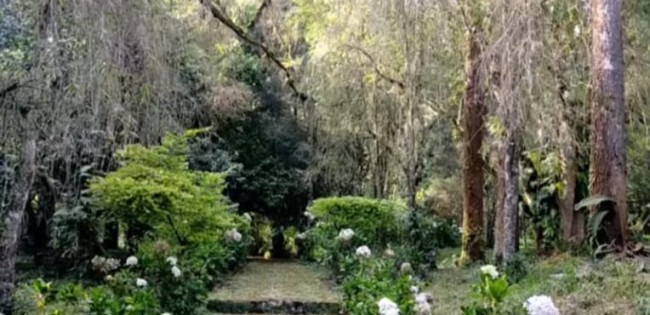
[493,147,505,261]
[0,129,36,314]
[501,127,521,262]
[460,12,485,264]
[559,120,585,244]
[589,0,628,248]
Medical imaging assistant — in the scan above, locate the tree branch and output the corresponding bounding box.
[345,44,406,90]
[0,82,19,100]
[200,0,308,102]
[247,0,271,32]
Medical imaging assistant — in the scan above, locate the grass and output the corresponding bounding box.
[426,249,650,315]
[209,260,341,303]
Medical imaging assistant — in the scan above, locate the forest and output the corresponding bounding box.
[0,0,649,314]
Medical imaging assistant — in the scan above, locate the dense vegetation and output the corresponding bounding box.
[1,0,650,314]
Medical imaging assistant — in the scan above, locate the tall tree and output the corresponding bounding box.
[460,3,486,264]
[589,0,628,247]
[0,118,36,313]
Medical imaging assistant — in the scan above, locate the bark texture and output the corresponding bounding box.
[501,129,521,262]
[460,21,485,264]
[559,121,585,244]
[493,146,505,261]
[0,131,36,314]
[589,0,628,247]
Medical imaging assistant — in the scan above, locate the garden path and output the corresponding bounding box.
[208,260,341,314]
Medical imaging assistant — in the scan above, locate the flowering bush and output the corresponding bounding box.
[523,295,560,315]
[356,245,372,258]
[133,242,210,315]
[308,197,406,247]
[15,278,163,315]
[91,256,121,276]
[341,256,415,315]
[461,265,511,315]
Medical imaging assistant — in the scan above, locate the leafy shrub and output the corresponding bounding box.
[308,197,406,247]
[252,216,274,259]
[341,257,415,315]
[49,193,107,261]
[90,130,244,249]
[398,211,461,276]
[460,265,529,315]
[520,151,565,251]
[503,254,529,284]
[14,278,161,315]
[131,243,208,315]
[283,226,300,257]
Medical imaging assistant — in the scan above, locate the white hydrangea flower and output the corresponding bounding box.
[296,232,308,240]
[166,256,178,266]
[125,256,138,267]
[242,212,252,222]
[415,301,432,315]
[91,256,120,273]
[480,264,499,279]
[355,245,372,258]
[135,278,148,287]
[104,275,114,282]
[378,297,399,315]
[415,293,433,315]
[225,228,243,243]
[400,262,413,275]
[410,285,419,295]
[304,211,316,221]
[415,293,429,305]
[171,266,182,278]
[338,228,355,241]
[384,248,396,258]
[523,295,560,315]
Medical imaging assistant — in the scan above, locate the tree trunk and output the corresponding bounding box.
[0,129,36,314]
[460,18,485,264]
[493,147,505,261]
[501,129,521,262]
[559,120,586,245]
[589,0,628,248]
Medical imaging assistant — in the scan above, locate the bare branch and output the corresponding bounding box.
[344,44,406,90]
[200,0,308,102]
[247,0,271,32]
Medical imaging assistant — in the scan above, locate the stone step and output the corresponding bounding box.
[207,299,340,314]
[209,260,341,314]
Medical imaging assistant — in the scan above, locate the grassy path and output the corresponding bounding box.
[426,250,650,315]
[208,260,341,314]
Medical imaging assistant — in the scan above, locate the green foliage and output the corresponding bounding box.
[283,226,300,258]
[191,111,311,232]
[90,130,242,248]
[574,195,614,211]
[309,197,406,247]
[503,255,529,284]
[252,216,274,259]
[49,192,106,260]
[520,151,564,251]
[461,265,518,315]
[387,211,460,278]
[14,279,160,315]
[341,258,415,315]
[0,3,33,79]
[129,243,207,315]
